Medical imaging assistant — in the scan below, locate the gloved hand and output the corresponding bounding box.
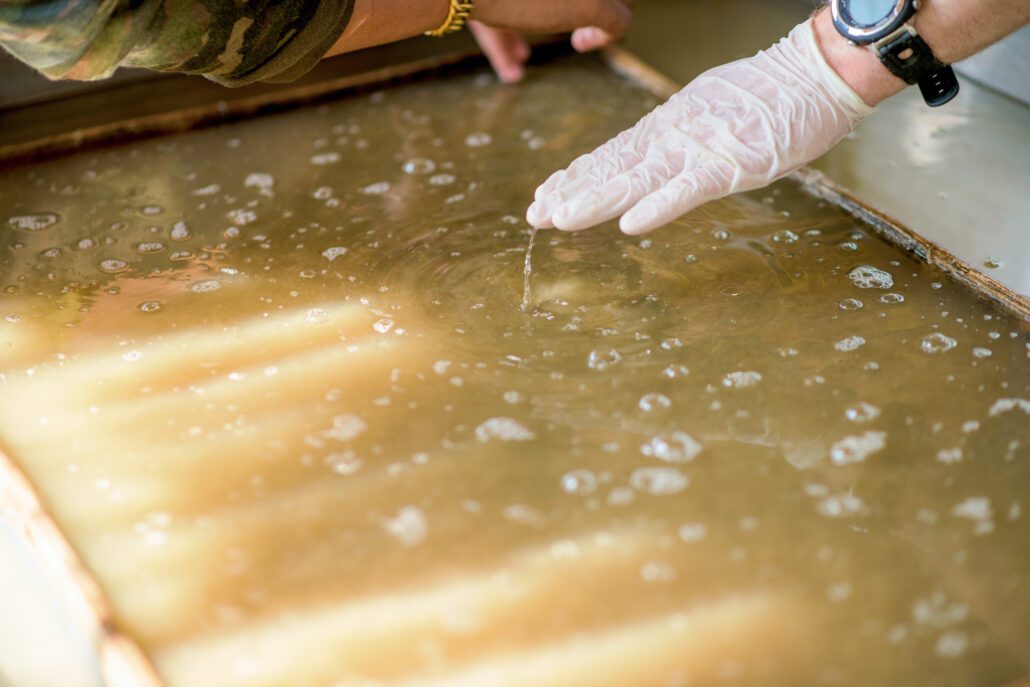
[526,18,874,235]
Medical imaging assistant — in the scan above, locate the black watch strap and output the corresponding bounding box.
[877,29,960,107]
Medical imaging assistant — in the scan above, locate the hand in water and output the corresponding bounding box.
[526,19,873,235]
[469,0,631,84]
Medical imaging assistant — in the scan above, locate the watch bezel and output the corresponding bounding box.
[830,0,917,43]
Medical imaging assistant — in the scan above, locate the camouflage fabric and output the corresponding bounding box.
[0,0,355,86]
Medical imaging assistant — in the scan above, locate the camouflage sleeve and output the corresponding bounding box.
[0,0,355,87]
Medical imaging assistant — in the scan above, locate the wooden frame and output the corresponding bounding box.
[1,44,1027,687]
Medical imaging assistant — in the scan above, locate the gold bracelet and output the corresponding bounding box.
[425,0,475,37]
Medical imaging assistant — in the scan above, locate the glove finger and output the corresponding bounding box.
[551,157,676,232]
[619,161,733,235]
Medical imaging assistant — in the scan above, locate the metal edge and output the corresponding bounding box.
[0,439,164,687]
[602,45,1030,322]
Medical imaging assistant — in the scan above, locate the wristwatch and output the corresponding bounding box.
[830,0,959,106]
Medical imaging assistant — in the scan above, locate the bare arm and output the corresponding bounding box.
[815,0,1030,106]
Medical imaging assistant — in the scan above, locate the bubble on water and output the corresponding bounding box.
[192,184,220,196]
[8,213,60,231]
[429,173,456,186]
[373,318,394,333]
[361,181,391,195]
[41,247,62,258]
[98,259,128,273]
[830,430,886,465]
[75,238,95,250]
[920,332,957,354]
[137,301,162,313]
[711,228,731,241]
[844,401,880,423]
[5,314,21,323]
[141,205,163,216]
[402,158,436,175]
[244,173,275,195]
[722,371,762,388]
[607,487,635,506]
[972,347,992,359]
[170,250,193,261]
[638,393,672,413]
[136,241,166,254]
[561,469,598,495]
[818,492,865,518]
[630,467,689,495]
[770,230,799,245]
[310,152,341,165]
[120,350,144,362]
[848,265,894,289]
[834,335,866,352]
[640,561,676,583]
[305,308,329,324]
[324,414,367,442]
[322,246,348,261]
[226,208,256,226]
[587,348,622,371]
[837,241,859,254]
[662,364,689,379]
[879,292,904,304]
[189,279,221,293]
[475,417,535,443]
[641,432,702,463]
[983,258,1003,269]
[465,132,492,147]
[935,631,969,658]
[325,451,363,476]
[953,497,994,535]
[169,221,191,241]
[838,298,864,311]
[988,398,1030,417]
[678,523,707,542]
[502,390,522,404]
[312,186,334,200]
[937,448,963,464]
[383,506,427,547]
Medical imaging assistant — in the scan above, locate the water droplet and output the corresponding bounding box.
[587,348,622,370]
[629,467,689,495]
[830,431,887,465]
[972,347,992,359]
[429,173,456,186]
[383,506,427,547]
[641,431,702,463]
[638,393,672,413]
[475,417,535,442]
[189,279,221,293]
[98,259,128,273]
[310,151,341,165]
[322,246,348,261]
[402,158,436,175]
[848,265,894,289]
[838,298,864,311]
[561,469,598,495]
[920,332,957,354]
[8,213,60,231]
[373,318,394,333]
[137,301,162,313]
[135,241,166,254]
[834,335,866,352]
[722,371,762,388]
[844,402,880,423]
[361,181,391,195]
[837,241,859,254]
[771,230,799,245]
[711,228,731,241]
[169,221,191,241]
[465,132,492,147]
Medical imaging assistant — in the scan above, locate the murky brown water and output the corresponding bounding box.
[1,57,1028,687]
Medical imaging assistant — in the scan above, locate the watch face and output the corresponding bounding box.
[839,0,900,27]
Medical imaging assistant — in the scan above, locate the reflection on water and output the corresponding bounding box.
[0,58,1028,687]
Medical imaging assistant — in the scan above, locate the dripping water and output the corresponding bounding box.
[521,227,538,312]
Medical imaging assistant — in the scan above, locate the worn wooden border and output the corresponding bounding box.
[1,44,1028,687]
[602,45,1030,321]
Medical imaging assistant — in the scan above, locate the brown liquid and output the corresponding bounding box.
[1,57,1028,687]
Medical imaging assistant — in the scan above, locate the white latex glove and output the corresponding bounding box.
[526,18,874,235]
